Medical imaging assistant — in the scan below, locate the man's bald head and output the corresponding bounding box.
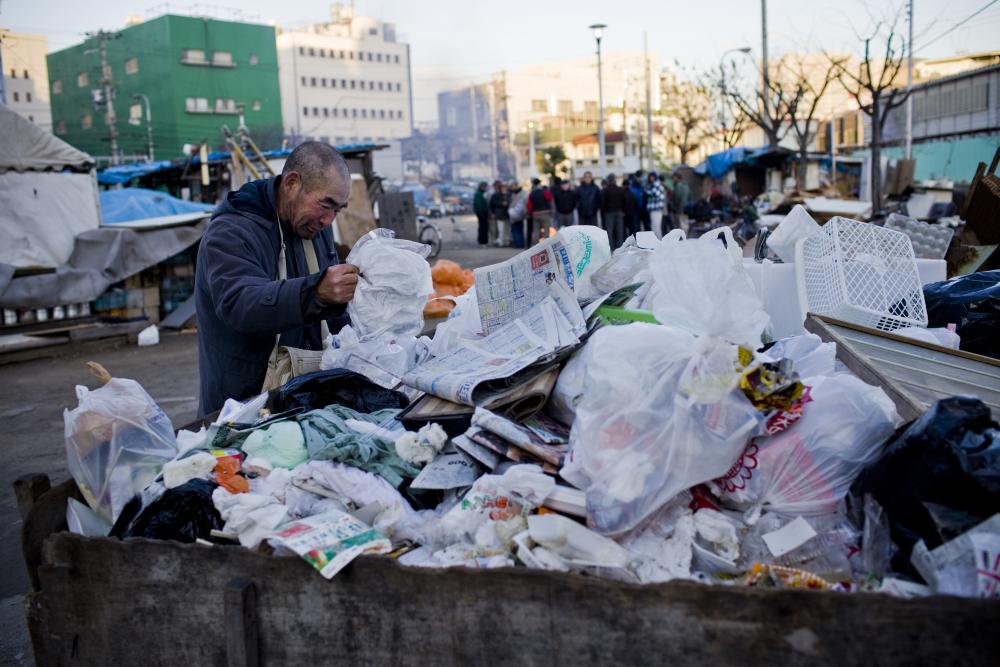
[279,142,352,239]
[282,141,350,191]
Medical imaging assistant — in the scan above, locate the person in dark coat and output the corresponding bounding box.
[553,178,577,228]
[601,173,627,249]
[575,171,601,226]
[195,142,357,416]
[624,176,641,238]
[473,181,489,246]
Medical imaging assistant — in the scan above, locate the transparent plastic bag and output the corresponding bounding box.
[644,227,770,348]
[64,377,178,523]
[346,228,434,339]
[590,239,651,294]
[715,373,899,516]
[561,323,761,535]
[557,225,612,300]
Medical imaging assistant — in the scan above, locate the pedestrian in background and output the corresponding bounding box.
[489,181,510,247]
[553,178,577,228]
[527,178,553,244]
[645,172,667,239]
[507,181,528,248]
[601,173,626,249]
[474,181,490,246]
[575,171,601,227]
[671,171,691,233]
[624,175,641,239]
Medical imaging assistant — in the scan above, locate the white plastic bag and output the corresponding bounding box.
[589,240,650,294]
[561,323,761,535]
[644,227,770,348]
[764,333,837,378]
[557,225,612,300]
[428,288,483,358]
[766,204,821,263]
[548,343,595,425]
[346,228,434,339]
[714,373,899,516]
[64,377,178,523]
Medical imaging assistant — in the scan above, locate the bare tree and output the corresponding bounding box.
[786,57,843,192]
[714,58,802,149]
[828,19,910,213]
[703,71,750,150]
[661,66,712,164]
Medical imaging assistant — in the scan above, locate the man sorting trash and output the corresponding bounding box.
[195,142,357,416]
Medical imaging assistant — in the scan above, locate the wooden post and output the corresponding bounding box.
[224,578,259,667]
[14,474,51,521]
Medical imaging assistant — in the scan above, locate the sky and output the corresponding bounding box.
[3,0,999,124]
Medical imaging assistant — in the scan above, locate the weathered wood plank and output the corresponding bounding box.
[24,532,1000,666]
[225,578,259,667]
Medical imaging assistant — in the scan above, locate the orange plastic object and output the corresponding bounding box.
[431,259,465,286]
[423,298,454,318]
[214,457,249,494]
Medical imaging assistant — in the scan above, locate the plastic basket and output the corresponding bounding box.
[794,216,927,332]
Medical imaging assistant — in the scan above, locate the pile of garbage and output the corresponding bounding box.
[62,220,1000,598]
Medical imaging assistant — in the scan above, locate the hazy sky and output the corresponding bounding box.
[3,0,999,123]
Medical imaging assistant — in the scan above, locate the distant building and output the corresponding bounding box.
[1,28,52,130]
[276,4,413,179]
[435,81,514,181]
[47,14,282,162]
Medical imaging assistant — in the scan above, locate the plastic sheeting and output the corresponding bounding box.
[0,222,206,309]
[0,171,101,268]
[97,162,176,185]
[694,148,754,179]
[100,188,214,224]
[0,104,93,171]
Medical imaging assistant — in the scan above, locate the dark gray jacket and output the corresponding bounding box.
[576,182,602,217]
[195,177,349,416]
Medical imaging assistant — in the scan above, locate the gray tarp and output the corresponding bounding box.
[0,222,206,310]
[0,104,93,171]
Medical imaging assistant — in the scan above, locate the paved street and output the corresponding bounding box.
[0,213,517,666]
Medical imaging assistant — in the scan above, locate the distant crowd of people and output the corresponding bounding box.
[472,170,694,250]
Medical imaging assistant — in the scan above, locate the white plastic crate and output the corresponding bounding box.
[795,216,928,332]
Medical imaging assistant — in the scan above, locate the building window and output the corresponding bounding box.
[361,109,368,118]
[312,106,319,116]
[9,69,14,78]
[26,92,32,102]
[252,99,261,111]
[339,50,345,58]
[352,108,357,117]
[323,108,329,117]
[332,108,339,117]
[331,79,337,88]
[181,49,207,65]
[56,120,66,134]
[23,69,29,78]
[366,52,372,61]
[321,78,327,87]
[396,82,401,92]
[249,53,259,66]
[185,97,210,113]
[301,75,307,86]
[379,109,385,119]
[531,99,547,112]
[308,48,315,56]
[369,27,377,35]
[125,57,139,75]
[52,80,62,94]
[77,71,89,87]
[299,46,305,56]
[319,48,326,58]
[394,55,399,63]
[340,79,346,88]
[129,103,142,123]
[303,106,309,116]
[378,81,384,91]
[310,77,317,86]
[12,92,19,102]
[212,51,233,67]
[215,98,236,113]
[350,80,356,89]
[81,114,92,129]
[377,53,382,62]
[349,51,354,60]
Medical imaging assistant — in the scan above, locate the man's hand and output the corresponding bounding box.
[316,264,359,305]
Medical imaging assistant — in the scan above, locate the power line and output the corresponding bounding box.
[916,0,1000,53]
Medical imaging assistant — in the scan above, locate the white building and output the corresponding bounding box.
[1,28,52,131]
[276,4,413,179]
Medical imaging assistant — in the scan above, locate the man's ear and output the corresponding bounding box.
[283,170,301,194]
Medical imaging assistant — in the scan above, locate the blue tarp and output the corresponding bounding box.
[694,147,754,179]
[100,187,214,224]
[97,160,175,185]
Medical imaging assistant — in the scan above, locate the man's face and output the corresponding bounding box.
[284,168,351,239]
[560,182,569,190]
[582,172,592,184]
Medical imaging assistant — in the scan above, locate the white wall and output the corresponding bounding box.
[1,29,51,131]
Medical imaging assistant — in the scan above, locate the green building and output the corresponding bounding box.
[47,14,282,161]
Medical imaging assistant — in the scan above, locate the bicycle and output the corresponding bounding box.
[417,215,442,259]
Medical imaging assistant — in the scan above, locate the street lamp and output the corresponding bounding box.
[715,47,752,138]
[132,93,154,161]
[527,120,536,180]
[589,23,607,178]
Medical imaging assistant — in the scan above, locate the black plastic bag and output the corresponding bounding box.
[267,368,409,414]
[856,396,1000,577]
[924,270,1000,359]
[121,478,223,543]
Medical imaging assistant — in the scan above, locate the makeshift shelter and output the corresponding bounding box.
[0,104,100,268]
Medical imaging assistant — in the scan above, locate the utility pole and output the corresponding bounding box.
[590,24,608,178]
[760,0,770,142]
[133,93,154,161]
[0,31,6,105]
[488,80,498,177]
[905,0,914,159]
[644,32,654,172]
[88,30,121,165]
